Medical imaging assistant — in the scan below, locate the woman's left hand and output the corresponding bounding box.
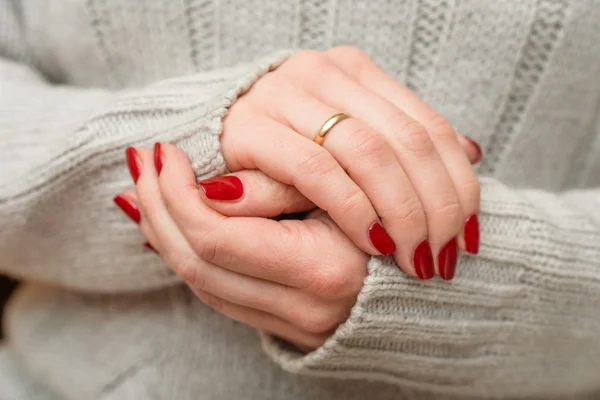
[120,144,369,351]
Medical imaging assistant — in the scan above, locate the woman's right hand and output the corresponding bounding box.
[219,47,481,280]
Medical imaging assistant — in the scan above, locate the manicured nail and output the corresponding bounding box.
[368,222,396,256]
[144,242,158,253]
[438,238,458,280]
[413,240,434,280]
[153,142,164,175]
[198,176,244,201]
[464,136,482,164]
[126,147,142,183]
[113,194,140,224]
[464,214,480,254]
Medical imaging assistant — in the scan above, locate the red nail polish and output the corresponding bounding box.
[153,142,163,175]
[144,242,158,253]
[464,137,483,164]
[113,194,141,224]
[438,238,458,280]
[413,240,434,280]
[199,176,244,201]
[464,214,480,254]
[368,222,396,256]
[126,147,142,183]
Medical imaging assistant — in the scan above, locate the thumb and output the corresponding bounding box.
[197,170,315,217]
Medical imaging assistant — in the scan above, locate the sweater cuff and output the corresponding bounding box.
[100,50,294,181]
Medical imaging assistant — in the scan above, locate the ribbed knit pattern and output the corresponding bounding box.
[1,1,600,399]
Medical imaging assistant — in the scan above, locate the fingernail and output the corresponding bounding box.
[198,176,244,201]
[153,142,164,175]
[438,238,458,280]
[464,214,480,254]
[126,147,142,183]
[144,242,158,253]
[413,240,434,280]
[113,194,140,224]
[368,222,396,256]
[464,136,482,164]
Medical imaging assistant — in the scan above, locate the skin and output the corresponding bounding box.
[117,47,481,349]
[222,47,480,274]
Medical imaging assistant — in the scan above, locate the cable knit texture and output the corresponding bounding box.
[1,0,600,399]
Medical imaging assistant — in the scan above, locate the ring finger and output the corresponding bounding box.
[277,59,463,279]
[253,79,433,279]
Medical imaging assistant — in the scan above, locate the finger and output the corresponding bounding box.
[130,146,216,282]
[327,47,481,260]
[125,151,337,327]
[154,143,360,289]
[113,189,160,252]
[221,109,396,257]
[325,47,483,166]
[164,243,349,332]
[193,289,328,350]
[129,153,346,344]
[280,51,464,278]
[133,146,308,288]
[197,170,315,218]
[113,190,141,224]
[250,77,428,278]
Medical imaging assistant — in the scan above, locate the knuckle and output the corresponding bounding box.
[296,308,339,334]
[348,126,391,161]
[461,177,481,200]
[296,49,333,70]
[197,236,218,264]
[338,188,369,217]
[289,50,337,82]
[136,192,155,218]
[310,265,353,299]
[430,195,463,226]
[275,184,301,214]
[172,255,200,286]
[163,181,200,214]
[392,195,425,226]
[252,72,294,102]
[199,292,225,313]
[296,148,339,179]
[194,229,234,266]
[327,46,369,73]
[397,120,436,158]
[425,112,456,140]
[225,98,261,130]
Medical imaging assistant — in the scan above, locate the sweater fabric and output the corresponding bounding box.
[1,0,600,399]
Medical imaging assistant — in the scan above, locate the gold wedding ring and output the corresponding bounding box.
[313,113,351,146]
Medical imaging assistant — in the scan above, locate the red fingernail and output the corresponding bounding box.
[464,136,483,164]
[126,147,142,183]
[113,194,140,224]
[413,240,434,280]
[438,238,458,280]
[464,214,480,254]
[153,142,163,175]
[144,242,158,253]
[198,176,244,201]
[368,222,396,256]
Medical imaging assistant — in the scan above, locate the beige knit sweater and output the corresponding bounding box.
[1,1,600,399]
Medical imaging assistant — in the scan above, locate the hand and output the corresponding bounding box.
[119,145,368,350]
[218,46,481,279]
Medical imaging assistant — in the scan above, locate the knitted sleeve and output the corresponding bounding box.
[261,176,600,398]
[0,44,291,292]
